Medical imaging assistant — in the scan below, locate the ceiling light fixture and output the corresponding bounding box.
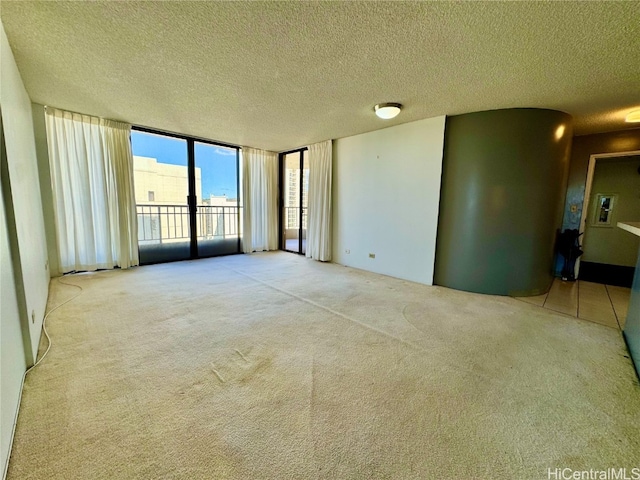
[625,109,640,123]
[374,103,402,120]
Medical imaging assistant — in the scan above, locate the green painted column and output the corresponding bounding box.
[434,109,572,296]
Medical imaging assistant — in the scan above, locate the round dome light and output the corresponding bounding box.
[374,103,402,119]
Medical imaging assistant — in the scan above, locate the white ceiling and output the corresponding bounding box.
[2,1,639,152]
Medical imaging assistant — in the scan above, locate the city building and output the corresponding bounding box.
[133,155,201,244]
[133,155,202,206]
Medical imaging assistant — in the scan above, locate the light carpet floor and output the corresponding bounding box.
[8,252,640,479]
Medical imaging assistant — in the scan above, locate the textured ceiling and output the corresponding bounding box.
[2,1,639,151]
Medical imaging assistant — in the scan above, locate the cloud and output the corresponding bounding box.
[215,148,235,156]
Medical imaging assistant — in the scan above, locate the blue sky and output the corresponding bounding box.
[131,131,238,199]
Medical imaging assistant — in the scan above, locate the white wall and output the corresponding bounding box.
[1,22,50,359]
[332,116,446,285]
[0,176,27,478]
[1,22,52,475]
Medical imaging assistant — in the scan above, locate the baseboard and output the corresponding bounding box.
[578,261,635,288]
[2,370,26,480]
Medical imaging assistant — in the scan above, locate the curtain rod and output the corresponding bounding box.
[44,106,243,151]
[43,105,127,124]
[44,105,291,154]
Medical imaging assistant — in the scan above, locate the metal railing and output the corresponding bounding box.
[136,204,241,244]
[284,206,307,230]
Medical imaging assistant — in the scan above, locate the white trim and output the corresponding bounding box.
[617,221,640,237]
[576,149,640,275]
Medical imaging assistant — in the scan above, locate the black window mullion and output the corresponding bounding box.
[299,151,303,255]
[236,149,241,253]
[187,139,197,258]
[278,152,284,250]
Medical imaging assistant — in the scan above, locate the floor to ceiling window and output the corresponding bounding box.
[280,148,309,254]
[131,128,240,264]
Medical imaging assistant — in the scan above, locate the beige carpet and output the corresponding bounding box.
[8,252,640,479]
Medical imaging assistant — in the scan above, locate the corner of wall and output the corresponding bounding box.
[32,103,60,277]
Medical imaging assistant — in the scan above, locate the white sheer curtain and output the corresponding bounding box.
[45,107,138,273]
[241,147,278,253]
[306,140,332,261]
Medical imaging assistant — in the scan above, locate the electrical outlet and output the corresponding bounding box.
[31,310,35,324]
[369,253,375,259]
[345,249,350,254]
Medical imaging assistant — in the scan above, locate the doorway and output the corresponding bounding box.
[131,128,241,264]
[578,150,640,286]
[280,149,309,254]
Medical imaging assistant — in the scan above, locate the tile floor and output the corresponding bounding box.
[515,279,631,329]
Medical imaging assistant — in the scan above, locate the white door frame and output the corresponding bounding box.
[576,149,640,275]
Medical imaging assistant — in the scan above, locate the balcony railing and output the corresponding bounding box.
[284,206,307,230]
[136,204,241,244]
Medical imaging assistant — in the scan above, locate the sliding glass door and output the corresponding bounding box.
[132,131,191,264]
[281,149,309,254]
[194,142,240,257]
[131,129,240,264]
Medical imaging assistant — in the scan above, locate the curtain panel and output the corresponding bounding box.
[45,107,138,273]
[306,140,332,261]
[241,147,278,253]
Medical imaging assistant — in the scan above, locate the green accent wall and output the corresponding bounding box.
[434,108,572,296]
[581,157,640,267]
[624,244,640,378]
